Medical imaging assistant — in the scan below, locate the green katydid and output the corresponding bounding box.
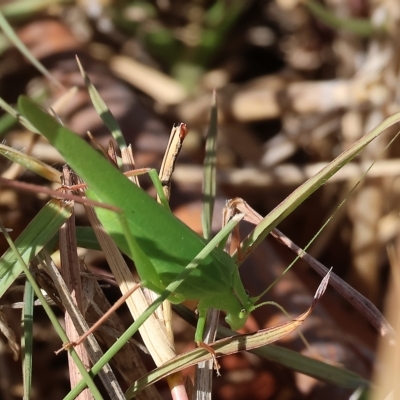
[18,95,263,344]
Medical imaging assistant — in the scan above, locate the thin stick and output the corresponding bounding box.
[59,166,92,400]
[156,124,188,343]
[158,123,188,202]
[0,176,119,211]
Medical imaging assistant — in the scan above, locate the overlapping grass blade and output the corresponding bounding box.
[237,110,400,262]
[0,143,61,182]
[0,199,72,297]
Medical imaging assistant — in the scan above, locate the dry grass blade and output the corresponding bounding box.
[59,166,93,400]
[110,56,186,105]
[0,143,61,182]
[0,309,19,359]
[155,122,190,399]
[228,198,394,340]
[85,202,176,362]
[371,243,400,399]
[125,269,331,399]
[118,144,178,369]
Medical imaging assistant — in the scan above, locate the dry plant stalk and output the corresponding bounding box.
[59,166,92,400]
[139,123,190,399]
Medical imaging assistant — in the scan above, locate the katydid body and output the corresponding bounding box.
[19,96,256,341]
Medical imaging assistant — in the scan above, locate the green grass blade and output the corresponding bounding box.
[202,91,218,241]
[0,143,61,182]
[305,0,384,37]
[0,11,62,88]
[238,110,400,262]
[252,343,369,390]
[0,199,72,297]
[76,57,127,149]
[148,168,170,211]
[21,279,34,400]
[0,97,37,132]
[0,113,17,137]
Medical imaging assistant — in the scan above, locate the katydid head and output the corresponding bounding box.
[225,297,256,331]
